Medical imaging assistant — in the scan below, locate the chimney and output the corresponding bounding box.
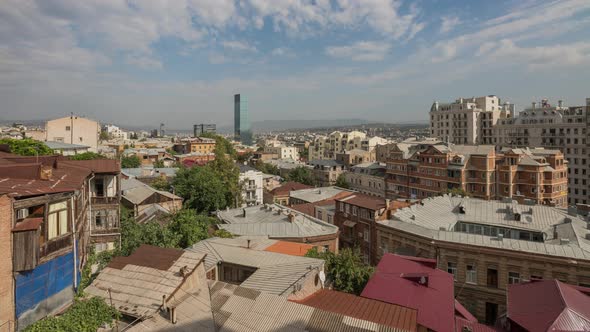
[247,239,251,248]
[288,213,296,223]
[558,100,563,107]
[385,199,391,209]
[39,165,53,180]
[532,101,536,109]
[242,208,247,218]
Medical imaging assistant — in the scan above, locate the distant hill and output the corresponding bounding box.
[250,119,369,131]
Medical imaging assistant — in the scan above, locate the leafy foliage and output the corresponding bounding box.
[254,160,280,175]
[305,247,374,295]
[150,177,171,191]
[335,174,350,189]
[205,134,242,208]
[99,131,110,141]
[167,209,214,248]
[287,166,315,186]
[200,132,237,158]
[213,229,234,238]
[445,187,468,197]
[23,297,119,332]
[153,159,165,168]
[173,166,227,213]
[121,155,141,168]
[0,138,53,156]
[69,152,105,160]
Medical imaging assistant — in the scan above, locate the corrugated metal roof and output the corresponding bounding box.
[187,237,324,296]
[293,289,417,331]
[210,281,412,332]
[507,280,590,332]
[289,186,356,203]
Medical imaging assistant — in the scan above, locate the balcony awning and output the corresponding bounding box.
[12,217,43,232]
[343,220,357,228]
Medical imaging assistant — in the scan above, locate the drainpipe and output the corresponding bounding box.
[71,196,77,288]
[88,174,95,238]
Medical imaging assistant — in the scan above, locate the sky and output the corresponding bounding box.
[1,0,590,129]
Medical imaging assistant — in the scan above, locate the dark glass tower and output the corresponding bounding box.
[234,94,253,145]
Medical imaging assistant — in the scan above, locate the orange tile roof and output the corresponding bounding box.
[263,241,315,257]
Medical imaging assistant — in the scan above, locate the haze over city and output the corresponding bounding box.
[2,0,590,128]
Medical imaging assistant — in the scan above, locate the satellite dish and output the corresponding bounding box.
[319,271,326,285]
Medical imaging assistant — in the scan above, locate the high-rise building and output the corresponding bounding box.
[193,124,216,137]
[234,94,253,145]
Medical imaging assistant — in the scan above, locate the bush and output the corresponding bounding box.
[0,138,53,156]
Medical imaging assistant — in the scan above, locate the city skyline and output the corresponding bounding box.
[1,1,590,128]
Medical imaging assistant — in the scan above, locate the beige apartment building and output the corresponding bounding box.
[309,131,388,160]
[264,145,300,160]
[375,195,590,324]
[492,98,590,206]
[384,142,568,207]
[430,95,513,145]
[45,115,100,152]
[345,162,387,197]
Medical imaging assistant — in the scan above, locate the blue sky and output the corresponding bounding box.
[1,0,590,129]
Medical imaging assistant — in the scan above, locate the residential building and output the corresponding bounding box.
[361,254,493,332]
[345,162,386,197]
[261,174,281,192]
[308,131,388,161]
[336,148,375,167]
[102,124,128,140]
[121,178,182,220]
[263,158,306,178]
[309,159,346,186]
[499,280,590,331]
[175,152,215,167]
[234,94,253,145]
[45,115,101,152]
[188,237,324,300]
[0,153,120,330]
[492,98,590,206]
[123,148,175,167]
[264,145,300,160]
[375,137,441,163]
[216,204,340,252]
[121,166,178,185]
[289,186,356,205]
[376,195,590,324]
[193,123,216,137]
[172,137,216,155]
[45,141,90,156]
[238,164,264,206]
[385,142,568,207]
[429,95,513,145]
[263,181,313,205]
[334,194,410,264]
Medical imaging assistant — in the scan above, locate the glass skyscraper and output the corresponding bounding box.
[234,94,253,145]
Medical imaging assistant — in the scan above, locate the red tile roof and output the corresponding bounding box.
[293,289,418,331]
[338,193,411,211]
[507,280,590,332]
[263,241,315,257]
[271,181,313,196]
[361,254,456,332]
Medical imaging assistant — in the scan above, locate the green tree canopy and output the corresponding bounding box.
[168,209,215,248]
[305,247,374,295]
[150,177,171,191]
[0,138,53,156]
[287,166,315,186]
[69,152,105,160]
[445,187,468,197]
[335,174,350,189]
[173,165,228,213]
[121,155,141,168]
[254,160,280,176]
[153,159,165,168]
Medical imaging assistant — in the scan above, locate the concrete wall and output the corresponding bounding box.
[45,116,100,152]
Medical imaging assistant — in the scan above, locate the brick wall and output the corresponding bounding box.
[0,195,15,332]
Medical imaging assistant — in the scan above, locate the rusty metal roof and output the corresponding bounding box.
[293,289,418,331]
[107,244,184,271]
[12,217,43,232]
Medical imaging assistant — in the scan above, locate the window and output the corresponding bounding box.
[447,262,457,280]
[508,271,521,284]
[352,206,358,216]
[65,126,71,131]
[466,264,477,284]
[363,229,369,242]
[47,201,69,240]
[487,268,498,288]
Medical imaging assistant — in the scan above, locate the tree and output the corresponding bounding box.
[70,152,105,160]
[121,155,141,168]
[173,165,228,213]
[335,174,350,189]
[207,135,242,208]
[213,229,234,238]
[168,210,214,248]
[445,187,468,197]
[287,166,315,186]
[99,131,110,141]
[254,160,279,176]
[153,159,165,168]
[0,138,52,156]
[150,177,170,191]
[305,247,374,295]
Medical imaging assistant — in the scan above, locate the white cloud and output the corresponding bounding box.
[125,55,163,70]
[326,41,391,61]
[440,16,460,33]
[271,47,296,57]
[221,40,258,52]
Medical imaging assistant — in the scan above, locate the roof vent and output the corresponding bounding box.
[439,227,446,231]
[586,222,590,230]
[458,205,466,214]
[401,273,429,286]
[560,238,570,245]
[462,327,473,332]
[564,217,572,224]
[586,233,590,240]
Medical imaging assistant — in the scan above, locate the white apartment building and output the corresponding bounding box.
[103,124,128,140]
[430,95,513,145]
[264,145,300,160]
[492,98,590,205]
[238,164,264,207]
[45,115,100,152]
[308,131,388,160]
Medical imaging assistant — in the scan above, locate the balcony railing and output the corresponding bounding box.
[40,235,72,258]
[92,196,119,205]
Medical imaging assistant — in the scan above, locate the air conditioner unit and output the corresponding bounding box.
[17,208,29,220]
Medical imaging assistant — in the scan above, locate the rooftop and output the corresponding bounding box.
[289,186,355,203]
[121,167,179,178]
[269,181,313,196]
[216,204,339,240]
[85,245,206,318]
[121,178,181,205]
[45,141,90,150]
[381,195,590,260]
[187,237,324,296]
[293,289,418,331]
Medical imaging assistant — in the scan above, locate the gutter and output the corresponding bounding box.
[71,195,77,287]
